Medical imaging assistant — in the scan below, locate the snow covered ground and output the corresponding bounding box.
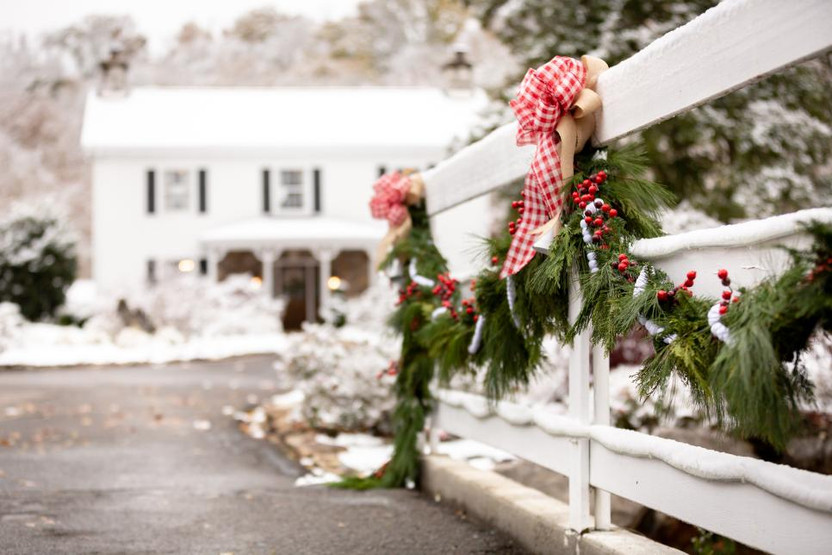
[0,275,287,367]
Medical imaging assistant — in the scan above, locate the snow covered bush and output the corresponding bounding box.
[274,324,399,434]
[0,302,24,352]
[84,274,285,339]
[0,204,77,320]
[273,279,401,433]
[137,274,284,337]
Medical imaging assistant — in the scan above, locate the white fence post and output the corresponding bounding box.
[592,344,612,530]
[568,267,592,532]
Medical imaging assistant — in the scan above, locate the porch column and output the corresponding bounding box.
[259,248,278,298]
[316,249,334,319]
[365,245,377,286]
[206,247,222,282]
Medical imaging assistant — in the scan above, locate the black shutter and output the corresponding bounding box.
[147,259,156,284]
[262,169,271,213]
[198,169,207,213]
[313,168,322,213]
[147,169,156,214]
[377,165,386,177]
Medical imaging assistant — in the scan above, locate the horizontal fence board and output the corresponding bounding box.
[511,205,832,297]
[595,0,832,143]
[590,442,832,554]
[424,0,832,217]
[433,402,572,477]
[424,123,531,216]
[631,208,832,297]
[434,392,832,552]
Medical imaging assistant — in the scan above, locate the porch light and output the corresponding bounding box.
[250,276,263,288]
[327,276,342,291]
[178,259,196,273]
[442,45,473,94]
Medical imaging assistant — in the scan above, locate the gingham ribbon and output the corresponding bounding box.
[501,56,587,278]
[370,172,411,228]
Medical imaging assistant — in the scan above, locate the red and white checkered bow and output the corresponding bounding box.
[370,172,411,228]
[501,56,587,278]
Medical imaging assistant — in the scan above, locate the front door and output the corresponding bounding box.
[275,252,319,331]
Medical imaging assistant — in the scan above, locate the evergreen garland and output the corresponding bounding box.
[336,203,453,489]
[358,144,830,488]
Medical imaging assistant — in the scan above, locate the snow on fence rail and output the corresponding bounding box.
[422,0,832,553]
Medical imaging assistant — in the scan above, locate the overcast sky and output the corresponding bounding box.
[0,0,362,50]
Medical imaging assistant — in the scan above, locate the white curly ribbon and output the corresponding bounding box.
[579,199,602,273]
[467,314,486,354]
[506,275,522,329]
[409,258,435,287]
[387,258,403,279]
[634,267,676,345]
[707,302,733,344]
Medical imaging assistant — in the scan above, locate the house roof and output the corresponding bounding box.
[81,86,487,153]
[200,216,387,251]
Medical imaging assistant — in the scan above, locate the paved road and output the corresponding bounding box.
[0,356,523,554]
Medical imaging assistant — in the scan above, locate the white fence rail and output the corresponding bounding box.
[421,0,832,553]
[423,0,832,218]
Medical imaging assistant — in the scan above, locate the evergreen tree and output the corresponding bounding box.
[0,209,77,321]
[471,0,832,221]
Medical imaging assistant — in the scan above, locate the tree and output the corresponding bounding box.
[472,0,832,221]
[0,206,77,321]
[43,15,146,79]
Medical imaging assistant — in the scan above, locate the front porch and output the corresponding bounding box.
[200,217,385,329]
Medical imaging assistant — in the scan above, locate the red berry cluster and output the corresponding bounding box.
[717,269,739,315]
[432,273,458,300]
[508,195,525,236]
[397,280,422,305]
[461,297,479,322]
[611,253,632,274]
[572,171,617,246]
[432,273,460,319]
[571,171,614,210]
[807,256,832,283]
[657,270,697,303]
[376,360,399,380]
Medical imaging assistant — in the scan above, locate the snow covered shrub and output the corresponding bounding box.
[0,302,24,352]
[275,324,399,434]
[0,205,76,320]
[128,274,285,337]
[274,279,401,433]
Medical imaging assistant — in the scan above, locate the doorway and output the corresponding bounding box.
[275,250,319,330]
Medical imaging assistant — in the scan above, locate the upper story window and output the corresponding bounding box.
[279,170,304,211]
[164,169,190,211]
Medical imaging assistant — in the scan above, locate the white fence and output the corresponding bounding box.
[421,0,832,553]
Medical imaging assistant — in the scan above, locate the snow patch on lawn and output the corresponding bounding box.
[0,275,287,367]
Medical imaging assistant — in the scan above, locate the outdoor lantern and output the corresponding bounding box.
[177,259,196,273]
[327,276,343,291]
[442,44,473,95]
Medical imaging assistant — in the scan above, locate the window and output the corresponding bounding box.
[164,170,190,211]
[280,170,304,210]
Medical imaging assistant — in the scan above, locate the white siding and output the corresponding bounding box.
[91,151,448,291]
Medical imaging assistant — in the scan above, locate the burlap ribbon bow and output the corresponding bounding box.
[501,55,608,279]
[369,171,425,266]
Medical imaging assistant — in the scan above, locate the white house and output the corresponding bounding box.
[81,85,489,328]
